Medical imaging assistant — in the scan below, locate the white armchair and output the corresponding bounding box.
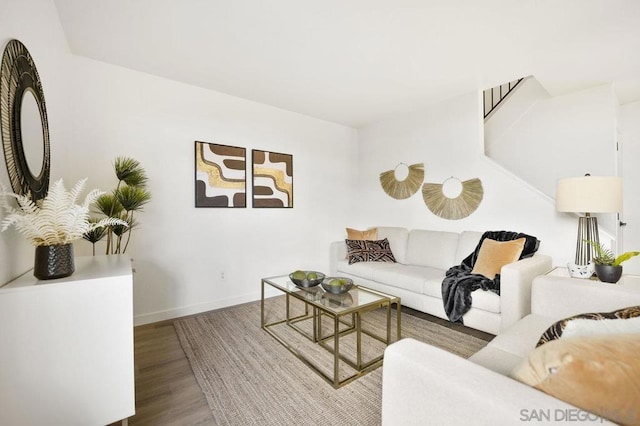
[382,269,640,425]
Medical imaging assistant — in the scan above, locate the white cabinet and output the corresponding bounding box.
[0,255,135,425]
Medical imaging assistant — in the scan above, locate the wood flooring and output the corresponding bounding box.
[123,306,493,425]
[126,320,214,425]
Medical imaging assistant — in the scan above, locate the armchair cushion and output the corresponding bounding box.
[536,305,640,347]
[511,334,640,426]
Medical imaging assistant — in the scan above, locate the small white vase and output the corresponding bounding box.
[567,262,594,279]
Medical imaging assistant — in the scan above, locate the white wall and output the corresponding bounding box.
[356,91,580,266]
[0,0,74,285]
[484,77,550,152]
[64,57,358,324]
[485,80,617,201]
[0,0,359,325]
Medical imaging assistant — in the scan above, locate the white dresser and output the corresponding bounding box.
[0,255,135,425]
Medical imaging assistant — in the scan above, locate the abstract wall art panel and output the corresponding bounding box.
[195,141,246,208]
[252,150,293,208]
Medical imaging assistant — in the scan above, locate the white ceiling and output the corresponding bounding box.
[53,0,640,128]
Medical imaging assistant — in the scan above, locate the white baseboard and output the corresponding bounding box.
[133,286,283,326]
[134,293,256,326]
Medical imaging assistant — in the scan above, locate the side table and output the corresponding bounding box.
[531,266,640,319]
[545,266,640,286]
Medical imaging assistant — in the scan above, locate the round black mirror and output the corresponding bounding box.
[1,39,50,201]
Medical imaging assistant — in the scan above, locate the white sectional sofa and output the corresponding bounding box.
[382,273,640,425]
[329,226,552,335]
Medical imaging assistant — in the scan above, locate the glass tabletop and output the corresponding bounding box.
[262,275,396,315]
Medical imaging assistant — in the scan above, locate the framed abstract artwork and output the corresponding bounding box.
[195,141,246,207]
[252,150,293,208]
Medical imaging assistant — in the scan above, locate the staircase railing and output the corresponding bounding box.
[483,78,524,119]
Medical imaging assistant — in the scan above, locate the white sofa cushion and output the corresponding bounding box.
[485,314,555,358]
[335,259,396,281]
[470,312,572,376]
[470,289,501,314]
[405,230,459,270]
[422,277,444,299]
[373,264,444,294]
[454,231,483,264]
[468,346,523,376]
[376,227,409,264]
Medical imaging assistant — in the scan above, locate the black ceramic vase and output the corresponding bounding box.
[594,264,622,284]
[34,243,75,280]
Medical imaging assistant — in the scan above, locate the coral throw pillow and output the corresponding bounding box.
[346,227,378,240]
[511,334,640,425]
[346,238,396,264]
[470,237,525,279]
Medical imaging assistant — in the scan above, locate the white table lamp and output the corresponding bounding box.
[556,175,622,265]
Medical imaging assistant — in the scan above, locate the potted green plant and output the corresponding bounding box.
[84,157,151,255]
[584,240,639,283]
[1,178,127,279]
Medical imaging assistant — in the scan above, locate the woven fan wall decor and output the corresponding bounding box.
[379,163,424,200]
[422,177,483,220]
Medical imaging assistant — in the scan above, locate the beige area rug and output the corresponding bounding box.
[174,296,488,426]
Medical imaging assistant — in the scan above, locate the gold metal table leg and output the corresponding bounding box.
[285,293,290,323]
[313,307,318,342]
[260,280,265,328]
[396,299,402,340]
[386,302,391,344]
[356,311,362,369]
[334,314,340,387]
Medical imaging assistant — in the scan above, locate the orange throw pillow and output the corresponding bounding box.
[346,227,378,241]
[510,334,640,425]
[471,238,525,279]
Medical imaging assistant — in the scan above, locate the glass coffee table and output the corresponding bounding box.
[261,275,401,388]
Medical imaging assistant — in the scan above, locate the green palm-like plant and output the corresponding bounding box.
[1,179,127,246]
[114,157,148,187]
[92,156,151,255]
[584,240,640,266]
[82,218,108,256]
[116,185,151,212]
[95,193,124,217]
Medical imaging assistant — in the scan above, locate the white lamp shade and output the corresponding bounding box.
[556,176,622,213]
